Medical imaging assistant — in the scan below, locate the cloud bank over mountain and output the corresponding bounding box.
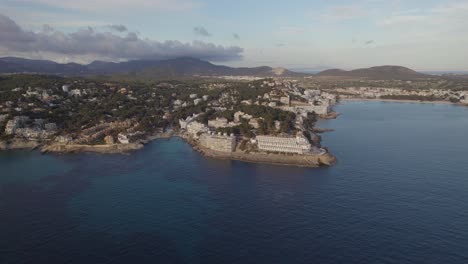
[0,14,243,63]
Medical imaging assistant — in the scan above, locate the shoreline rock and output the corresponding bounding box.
[0,139,42,151]
[185,136,336,168]
[2,132,337,168]
[40,143,144,154]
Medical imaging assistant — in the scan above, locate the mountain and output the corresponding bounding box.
[0,57,304,78]
[317,65,432,80]
[0,57,89,75]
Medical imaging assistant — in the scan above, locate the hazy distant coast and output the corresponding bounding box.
[341,98,453,105]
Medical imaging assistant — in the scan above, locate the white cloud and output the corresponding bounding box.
[378,15,427,26]
[0,14,243,63]
[12,0,201,12]
[319,5,368,21]
[277,26,306,35]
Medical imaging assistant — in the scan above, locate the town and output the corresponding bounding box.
[0,75,339,166]
[1,74,467,166]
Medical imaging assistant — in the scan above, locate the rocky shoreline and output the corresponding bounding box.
[182,135,336,168]
[0,132,174,154]
[0,139,42,151]
[41,143,145,154]
[1,131,336,168]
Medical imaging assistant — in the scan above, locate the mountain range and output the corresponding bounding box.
[316,66,431,80]
[0,57,434,80]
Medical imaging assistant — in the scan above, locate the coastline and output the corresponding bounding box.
[341,97,454,105]
[0,139,42,151]
[182,135,336,168]
[41,143,145,154]
[1,131,336,168]
[40,132,174,154]
[0,132,174,154]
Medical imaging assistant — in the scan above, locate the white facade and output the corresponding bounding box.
[256,134,312,154]
[194,98,203,106]
[234,111,253,122]
[118,133,130,144]
[208,118,228,128]
[62,85,70,92]
[187,121,209,136]
[199,132,236,152]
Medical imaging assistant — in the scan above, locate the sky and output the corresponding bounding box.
[1,0,468,71]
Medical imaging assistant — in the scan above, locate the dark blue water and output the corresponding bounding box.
[1,101,468,264]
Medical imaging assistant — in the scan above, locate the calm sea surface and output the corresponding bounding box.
[1,101,468,264]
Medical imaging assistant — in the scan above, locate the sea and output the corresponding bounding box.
[1,101,468,264]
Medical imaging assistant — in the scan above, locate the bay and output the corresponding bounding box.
[1,101,468,264]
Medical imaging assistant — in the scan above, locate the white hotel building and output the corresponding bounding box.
[256,134,312,155]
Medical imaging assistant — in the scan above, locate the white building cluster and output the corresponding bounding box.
[256,134,313,155]
[333,87,468,103]
[199,132,236,152]
[4,116,57,139]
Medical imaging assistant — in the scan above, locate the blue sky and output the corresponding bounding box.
[1,0,468,70]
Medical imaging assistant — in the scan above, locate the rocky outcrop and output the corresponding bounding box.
[41,143,144,154]
[0,139,41,150]
[193,141,336,168]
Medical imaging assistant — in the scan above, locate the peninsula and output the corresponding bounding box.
[0,70,337,167]
[1,58,468,167]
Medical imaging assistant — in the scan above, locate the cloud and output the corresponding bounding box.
[0,14,243,63]
[193,26,211,37]
[233,33,240,40]
[278,26,305,35]
[378,15,427,26]
[320,5,367,21]
[108,24,127,32]
[12,0,200,12]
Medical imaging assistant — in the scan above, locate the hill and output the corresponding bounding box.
[317,65,432,80]
[0,57,305,78]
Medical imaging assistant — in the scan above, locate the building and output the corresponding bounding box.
[187,121,209,136]
[199,132,236,152]
[70,89,82,97]
[5,116,29,135]
[249,118,262,129]
[234,111,253,122]
[208,117,228,128]
[62,85,70,93]
[281,101,330,116]
[44,123,58,132]
[0,114,8,123]
[173,99,183,106]
[256,134,312,154]
[118,133,130,144]
[179,114,199,130]
[304,89,321,98]
[56,135,72,144]
[194,98,203,106]
[104,135,115,145]
[6,124,20,136]
[268,102,277,107]
[280,95,291,106]
[461,94,468,104]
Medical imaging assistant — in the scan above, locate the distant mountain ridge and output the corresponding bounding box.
[0,57,304,78]
[317,65,432,80]
[0,57,436,80]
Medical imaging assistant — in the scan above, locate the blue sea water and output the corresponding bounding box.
[1,101,468,264]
